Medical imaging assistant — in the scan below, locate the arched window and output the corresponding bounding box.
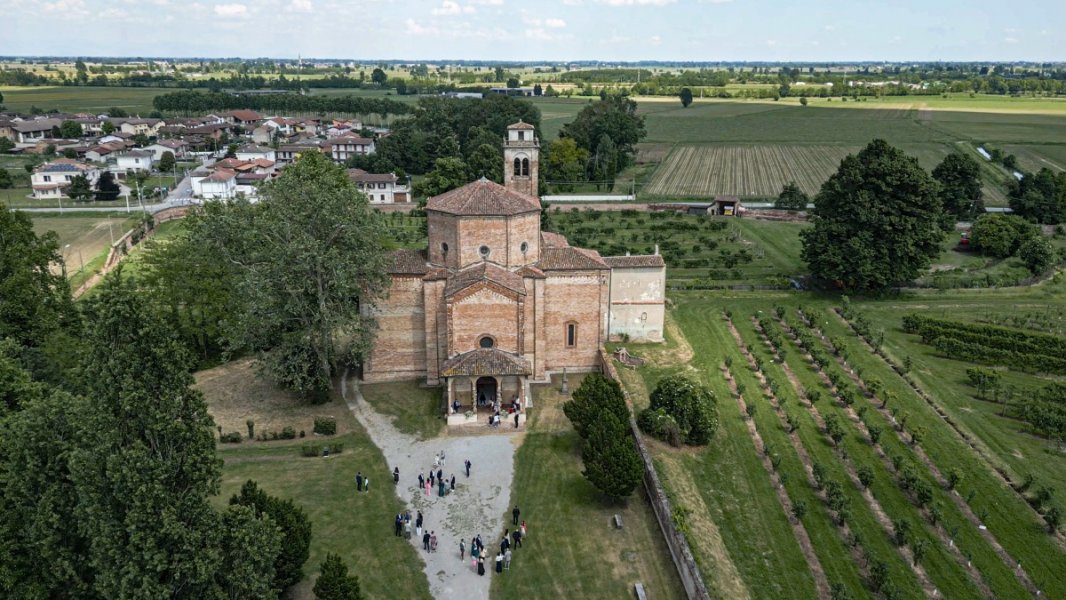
[479,336,495,349]
[565,322,578,348]
[513,157,522,176]
[521,158,530,176]
[520,241,529,254]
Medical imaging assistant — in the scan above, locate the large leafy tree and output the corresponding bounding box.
[230,480,312,592]
[932,151,984,225]
[70,274,230,598]
[775,181,809,211]
[544,138,589,192]
[1009,167,1066,224]
[465,143,503,183]
[647,375,719,445]
[0,207,74,350]
[94,170,121,201]
[196,151,389,400]
[560,94,646,181]
[66,174,93,202]
[800,139,945,291]
[969,213,1036,258]
[414,156,470,200]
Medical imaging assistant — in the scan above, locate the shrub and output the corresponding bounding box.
[637,407,682,447]
[220,432,243,443]
[281,426,297,440]
[246,419,255,439]
[301,445,321,457]
[314,417,337,436]
[648,375,719,445]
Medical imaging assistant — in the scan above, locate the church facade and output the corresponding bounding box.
[362,122,664,421]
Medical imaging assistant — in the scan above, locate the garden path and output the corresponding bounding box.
[341,372,518,600]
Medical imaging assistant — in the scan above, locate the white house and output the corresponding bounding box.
[191,169,238,199]
[118,118,163,136]
[235,144,276,163]
[114,150,155,173]
[30,160,100,200]
[144,139,189,161]
[327,135,375,163]
[347,169,410,204]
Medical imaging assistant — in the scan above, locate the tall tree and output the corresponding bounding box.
[0,206,74,350]
[562,373,630,439]
[560,95,644,186]
[215,505,281,600]
[94,170,121,201]
[370,68,387,86]
[230,480,312,592]
[679,87,693,108]
[800,139,944,290]
[196,151,390,400]
[414,157,470,200]
[312,554,363,600]
[774,181,809,210]
[67,174,93,202]
[465,143,503,183]
[932,151,984,225]
[581,412,643,498]
[71,274,226,598]
[58,120,83,139]
[158,150,176,174]
[1009,168,1066,224]
[544,138,589,192]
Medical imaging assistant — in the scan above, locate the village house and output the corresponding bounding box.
[30,159,100,200]
[327,135,375,163]
[117,118,164,136]
[190,168,238,199]
[276,140,326,165]
[114,150,155,173]
[348,169,410,204]
[143,139,189,161]
[13,119,62,146]
[360,123,665,426]
[84,141,129,163]
[223,110,263,127]
[235,144,276,163]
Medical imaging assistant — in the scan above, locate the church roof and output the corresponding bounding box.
[536,247,609,271]
[603,255,666,268]
[440,348,532,377]
[426,179,540,217]
[444,262,527,298]
[508,121,535,130]
[385,249,429,275]
[540,231,569,248]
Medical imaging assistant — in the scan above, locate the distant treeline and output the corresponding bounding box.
[152,90,412,117]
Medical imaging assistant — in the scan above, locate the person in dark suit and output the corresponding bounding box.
[423,530,431,551]
[355,471,363,492]
[512,505,520,526]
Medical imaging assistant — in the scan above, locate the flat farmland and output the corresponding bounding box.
[644,143,959,198]
[1002,144,1066,173]
[0,86,161,114]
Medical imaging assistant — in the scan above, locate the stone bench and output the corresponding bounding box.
[614,514,624,529]
[634,582,647,600]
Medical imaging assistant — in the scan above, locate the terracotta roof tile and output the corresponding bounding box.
[386,249,429,275]
[427,179,540,217]
[540,231,569,248]
[536,247,608,271]
[514,265,546,279]
[444,262,526,297]
[508,121,535,130]
[348,168,397,184]
[603,255,666,268]
[440,348,532,377]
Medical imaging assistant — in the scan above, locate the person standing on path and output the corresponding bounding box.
[450,474,456,491]
[423,530,431,552]
[424,479,431,496]
[418,472,424,490]
[512,505,520,526]
[404,519,412,540]
[440,451,445,467]
[465,459,471,477]
[436,467,443,483]
[514,412,520,428]
[500,532,509,554]
[460,539,466,561]
[477,555,485,576]
[438,479,445,497]
[495,552,503,573]
[356,471,363,492]
[504,548,512,570]
[430,532,437,553]
[394,513,403,537]
[393,467,399,484]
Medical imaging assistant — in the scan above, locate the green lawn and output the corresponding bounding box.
[490,375,686,599]
[210,390,432,600]
[359,381,444,441]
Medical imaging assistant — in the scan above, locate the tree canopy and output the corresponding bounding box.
[1009,168,1066,224]
[774,181,809,211]
[560,95,646,184]
[191,151,390,400]
[645,375,718,445]
[679,87,693,108]
[932,151,984,224]
[414,157,470,200]
[313,554,363,600]
[800,139,945,291]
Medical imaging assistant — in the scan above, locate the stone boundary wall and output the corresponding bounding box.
[599,348,711,600]
[74,206,190,298]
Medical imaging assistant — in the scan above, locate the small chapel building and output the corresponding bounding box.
[362,122,665,424]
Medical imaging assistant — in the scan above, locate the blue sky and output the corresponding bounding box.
[3,0,1063,61]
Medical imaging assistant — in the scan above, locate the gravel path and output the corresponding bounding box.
[341,372,518,600]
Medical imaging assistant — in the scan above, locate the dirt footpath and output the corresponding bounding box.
[342,373,517,600]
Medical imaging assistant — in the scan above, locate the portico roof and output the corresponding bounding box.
[444,262,526,297]
[440,349,532,377]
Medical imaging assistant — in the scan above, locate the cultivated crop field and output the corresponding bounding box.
[0,85,161,114]
[617,289,1066,600]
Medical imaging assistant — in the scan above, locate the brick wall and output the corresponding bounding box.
[363,276,427,382]
[449,286,522,355]
[542,273,605,371]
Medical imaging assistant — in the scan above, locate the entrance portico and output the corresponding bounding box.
[441,348,530,426]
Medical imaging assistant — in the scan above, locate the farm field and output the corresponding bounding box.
[0,85,161,114]
[30,214,133,277]
[616,291,1066,599]
[1002,144,1066,173]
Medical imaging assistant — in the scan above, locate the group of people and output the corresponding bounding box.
[355,471,369,492]
[458,506,528,577]
[418,466,455,498]
[488,396,522,429]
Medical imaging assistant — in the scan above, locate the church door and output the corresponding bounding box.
[476,376,497,407]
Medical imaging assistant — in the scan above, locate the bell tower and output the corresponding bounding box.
[503,121,539,198]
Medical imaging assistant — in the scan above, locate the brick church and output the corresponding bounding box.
[363,122,665,423]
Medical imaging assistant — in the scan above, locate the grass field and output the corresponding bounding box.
[30,214,134,279]
[197,362,433,600]
[0,85,162,114]
[490,374,686,599]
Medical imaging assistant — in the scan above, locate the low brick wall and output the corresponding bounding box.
[599,349,711,600]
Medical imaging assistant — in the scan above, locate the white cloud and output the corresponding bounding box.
[595,0,676,5]
[214,3,249,17]
[406,18,438,34]
[563,0,583,4]
[545,17,566,28]
[765,39,777,46]
[42,0,89,17]
[525,28,552,40]
[469,0,503,4]
[1004,36,1019,44]
[649,34,662,45]
[432,1,475,15]
[823,24,835,31]
[288,0,313,13]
